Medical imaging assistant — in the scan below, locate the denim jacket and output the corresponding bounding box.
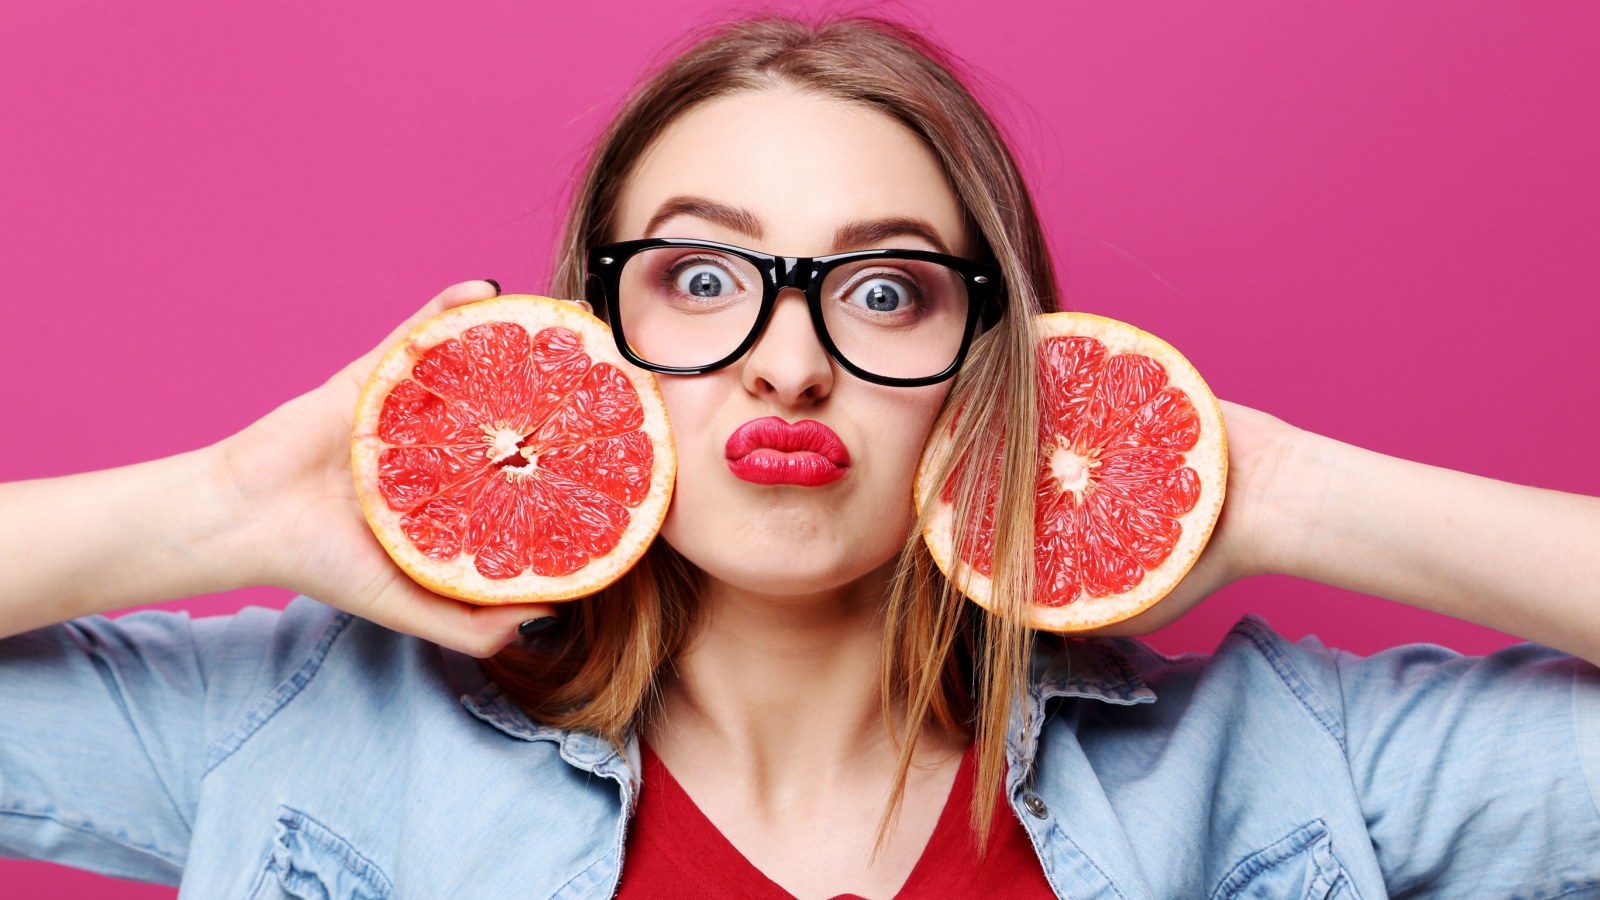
[2,596,1598,899]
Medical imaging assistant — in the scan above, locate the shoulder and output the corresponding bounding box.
[1021,614,1369,803]
[1121,613,1350,744]
[1025,611,1593,772]
[1024,614,1600,897]
[1081,613,1598,755]
[1033,612,1594,741]
[1029,613,1349,742]
[196,596,501,765]
[1024,614,1600,896]
[171,600,632,896]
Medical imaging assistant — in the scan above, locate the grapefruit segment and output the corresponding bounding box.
[378,379,475,445]
[526,363,646,449]
[353,295,674,604]
[539,431,655,506]
[916,312,1225,632]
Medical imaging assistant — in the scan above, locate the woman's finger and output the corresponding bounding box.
[366,569,559,658]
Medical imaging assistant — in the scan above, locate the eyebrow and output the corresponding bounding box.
[643,195,953,255]
[832,217,951,256]
[645,197,764,242]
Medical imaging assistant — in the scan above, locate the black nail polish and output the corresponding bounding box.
[518,616,556,636]
[484,278,501,296]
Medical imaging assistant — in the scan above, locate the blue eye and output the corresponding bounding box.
[675,264,733,297]
[849,277,907,311]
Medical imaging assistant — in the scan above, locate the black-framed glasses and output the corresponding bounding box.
[584,238,1005,387]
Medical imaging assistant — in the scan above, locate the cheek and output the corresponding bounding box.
[653,374,726,459]
[901,384,950,442]
[652,373,735,519]
[860,384,948,495]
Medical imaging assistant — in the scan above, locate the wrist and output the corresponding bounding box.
[0,447,265,637]
[188,438,277,593]
[1230,412,1338,581]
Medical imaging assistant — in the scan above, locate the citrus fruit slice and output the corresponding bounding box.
[916,312,1226,631]
[352,295,674,604]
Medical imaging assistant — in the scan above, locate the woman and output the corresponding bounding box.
[2,14,1597,899]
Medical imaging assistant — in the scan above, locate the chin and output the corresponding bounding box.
[693,554,895,599]
[660,519,905,599]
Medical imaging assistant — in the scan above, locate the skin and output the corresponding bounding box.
[3,81,1600,900]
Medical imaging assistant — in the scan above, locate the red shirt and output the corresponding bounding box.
[615,740,1057,899]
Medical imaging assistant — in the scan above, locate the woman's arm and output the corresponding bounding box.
[1264,422,1600,664]
[0,450,251,638]
[0,281,553,653]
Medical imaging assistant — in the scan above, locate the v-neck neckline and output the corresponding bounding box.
[632,739,980,900]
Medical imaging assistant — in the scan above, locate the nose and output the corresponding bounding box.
[740,287,834,407]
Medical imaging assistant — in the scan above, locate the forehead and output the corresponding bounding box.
[614,87,970,256]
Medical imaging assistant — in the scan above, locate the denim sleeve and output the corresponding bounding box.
[1274,626,1600,897]
[0,598,334,885]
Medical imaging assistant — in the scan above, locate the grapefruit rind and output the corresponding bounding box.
[351,295,675,605]
[915,312,1226,632]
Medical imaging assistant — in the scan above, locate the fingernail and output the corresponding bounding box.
[518,616,555,636]
[483,278,501,296]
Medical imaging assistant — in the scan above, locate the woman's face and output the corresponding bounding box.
[611,86,971,598]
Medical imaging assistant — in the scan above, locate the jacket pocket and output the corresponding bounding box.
[246,805,393,900]
[1211,819,1359,900]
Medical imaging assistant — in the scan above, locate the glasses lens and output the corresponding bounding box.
[819,258,971,380]
[617,246,764,369]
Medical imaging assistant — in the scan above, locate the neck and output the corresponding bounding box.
[643,564,971,899]
[648,562,919,802]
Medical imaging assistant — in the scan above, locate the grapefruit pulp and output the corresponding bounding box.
[352,295,674,604]
[916,312,1226,631]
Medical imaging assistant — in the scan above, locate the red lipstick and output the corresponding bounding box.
[725,417,851,486]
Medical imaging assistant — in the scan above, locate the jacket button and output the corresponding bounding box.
[1023,794,1048,819]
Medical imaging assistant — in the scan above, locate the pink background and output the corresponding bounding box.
[3,0,1597,894]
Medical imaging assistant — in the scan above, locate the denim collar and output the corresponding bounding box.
[998,636,1157,783]
[459,681,562,744]
[459,635,1156,777]
[459,682,636,781]
[1030,635,1158,707]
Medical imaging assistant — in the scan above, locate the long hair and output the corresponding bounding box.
[482,12,1056,847]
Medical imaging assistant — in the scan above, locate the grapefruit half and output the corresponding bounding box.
[352,295,674,604]
[916,312,1226,631]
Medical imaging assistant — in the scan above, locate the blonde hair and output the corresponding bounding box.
[483,12,1055,847]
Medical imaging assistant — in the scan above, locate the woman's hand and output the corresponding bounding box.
[1075,399,1311,638]
[207,281,557,657]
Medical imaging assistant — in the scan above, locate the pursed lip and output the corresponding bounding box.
[724,417,851,486]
